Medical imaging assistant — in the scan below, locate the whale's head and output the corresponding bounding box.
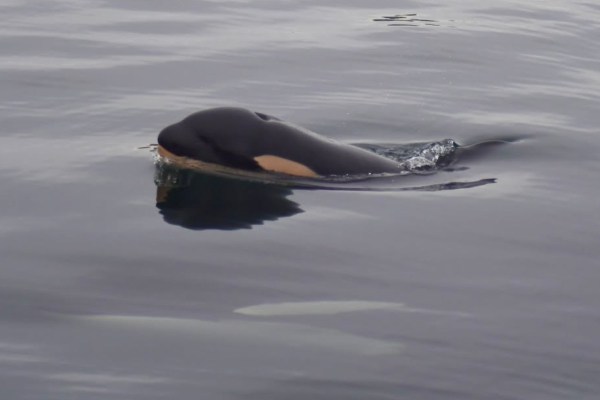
[157,107,319,177]
[157,107,277,170]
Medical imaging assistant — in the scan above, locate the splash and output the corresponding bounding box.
[356,139,458,173]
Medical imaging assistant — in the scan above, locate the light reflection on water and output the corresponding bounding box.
[1,0,600,399]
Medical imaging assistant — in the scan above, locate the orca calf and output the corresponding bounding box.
[157,107,403,177]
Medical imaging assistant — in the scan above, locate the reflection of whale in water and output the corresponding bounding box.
[153,159,494,231]
[155,163,302,230]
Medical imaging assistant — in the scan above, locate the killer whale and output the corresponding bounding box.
[157,107,403,177]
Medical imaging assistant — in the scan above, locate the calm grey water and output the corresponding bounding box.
[1,1,600,399]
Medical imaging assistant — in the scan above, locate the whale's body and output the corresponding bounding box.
[157,107,403,177]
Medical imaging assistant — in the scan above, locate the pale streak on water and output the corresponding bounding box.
[1,0,600,399]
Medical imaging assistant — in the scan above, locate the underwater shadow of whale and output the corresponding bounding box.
[155,164,303,230]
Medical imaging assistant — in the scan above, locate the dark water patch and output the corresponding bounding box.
[373,13,442,27]
[155,165,303,230]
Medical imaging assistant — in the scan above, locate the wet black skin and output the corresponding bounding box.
[157,107,403,176]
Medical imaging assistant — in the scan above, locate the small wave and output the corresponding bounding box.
[234,300,470,318]
[355,139,458,173]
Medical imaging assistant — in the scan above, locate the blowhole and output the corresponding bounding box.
[255,112,270,121]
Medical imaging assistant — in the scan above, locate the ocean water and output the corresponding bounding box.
[1,0,599,399]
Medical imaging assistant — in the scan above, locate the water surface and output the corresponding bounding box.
[1,0,599,399]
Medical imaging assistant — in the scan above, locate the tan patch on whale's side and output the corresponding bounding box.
[254,155,318,178]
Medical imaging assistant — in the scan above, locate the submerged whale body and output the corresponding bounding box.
[157,107,403,177]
